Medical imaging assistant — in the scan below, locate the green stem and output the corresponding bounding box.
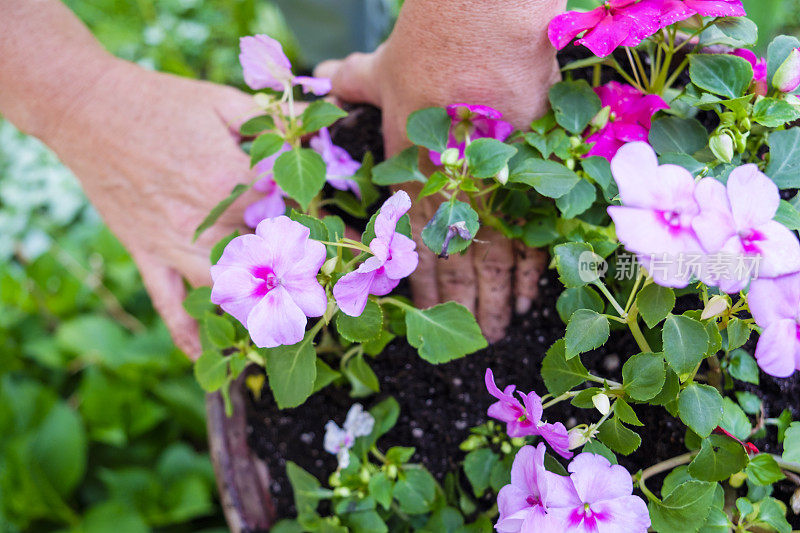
[624,270,645,315]
[638,452,695,501]
[370,447,388,464]
[627,303,653,353]
[593,280,627,318]
[543,390,580,409]
[379,296,416,312]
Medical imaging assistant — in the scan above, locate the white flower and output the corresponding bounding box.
[323,404,375,470]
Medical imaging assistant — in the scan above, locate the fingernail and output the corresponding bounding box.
[516,296,533,314]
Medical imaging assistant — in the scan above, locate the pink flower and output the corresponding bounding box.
[546,453,651,533]
[682,0,746,17]
[607,142,703,287]
[211,216,327,348]
[773,47,800,93]
[333,192,419,316]
[747,273,800,377]
[733,49,768,96]
[485,369,572,459]
[310,127,361,196]
[692,164,800,292]
[496,444,569,532]
[548,0,662,58]
[429,104,513,165]
[244,144,291,228]
[239,35,331,95]
[585,82,668,160]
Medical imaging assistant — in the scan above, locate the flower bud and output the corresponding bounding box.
[440,148,461,167]
[719,112,736,127]
[333,487,351,498]
[495,165,509,185]
[459,434,486,451]
[773,47,800,93]
[567,425,598,450]
[737,117,751,131]
[321,256,338,276]
[329,471,342,487]
[791,488,800,515]
[592,392,611,416]
[590,106,611,129]
[253,92,273,109]
[566,158,576,170]
[709,132,735,163]
[728,471,746,488]
[359,468,371,484]
[500,441,512,454]
[701,295,729,320]
[386,464,398,480]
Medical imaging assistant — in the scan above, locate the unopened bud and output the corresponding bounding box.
[709,132,735,163]
[386,464,398,479]
[359,468,370,484]
[591,106,611,129]
[321,256,338,276]
[566,158,576,170]
[568,425,598,450]
[719,112,736,126]
[329,472,342,487]
[738,117,751,131]
[592,393,611,416]
[729,471,747,488]
[253,92,273,109]
[333,487,351,498]
[495,165,509,185]
[701,295,729,320]
[440,148,461,167]
[501,441,512,454]
[459,434,486,452]
[774,47,800,93]
[791,488,800,514]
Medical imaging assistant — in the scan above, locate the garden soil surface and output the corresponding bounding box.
[245,53,800,526]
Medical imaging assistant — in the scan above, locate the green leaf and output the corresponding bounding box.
[725,318,750,351]
[301,100,347,133]
[752,496,792,533]
[521,216,560,247]
[194,351,229,392]
[637,284,676,328]
[548,80,602,134]
[263,336,318,409]
[556,179,596,219]
[421,200,480,256]
[553,242,598,288]
[728,349,759,385]
[193,183,250,241]
[746,454,785,486]
[679,384,723,438]
[597,417,641,455]
[393,469,437,514]
[768,35,800,88]
[204,312,235,349]
[343,353,380,396]
[273,148,327,210]
[688,434,748,482]
[419,507,465,533]
[289,209,328,241]
[556,286,604,323]
[313,359,340,393]
[372,147,427,185]
[336,300,383,342]
[419,171,450,198]
[766,127,800,188]
[752,97,800,127]
[565,309,609,359]
[614,398,643,426]
[210,230,239,264]
[623,352,666,401]
[720,397,751,440]
[369,472,394,510]
[699,17,758,47]
[663,314,709,377]
[651,367,681,406]
[583,440,618,464]
[406,107,451,153]
[541,339,590,395]
[31,402,87,495]
[736,391,761,415]
[689,54,753,98]
[464,448,500,497]
[509,159,580,198]
[286,461,323,520]
[343,510,387,533]
[775,199,800,230]
[648,117,709,155]
[649,480,716,533]
[405,302,487,364]
[783,422,800,463]
[250,132,285,167]
[465,138,517,178]
[239,114,276,136]
[183,287,214,319]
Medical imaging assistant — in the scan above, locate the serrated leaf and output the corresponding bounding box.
[509,159,580,198]
[405,302,487,363]
[689,54,753,99]
[565,309,609,359]
[421,200,479,256]
[548,80,602,134]
[194,183,250,241]
[688,434,748,482]
[263,335,318,409]
[406,107,451,153]
[336,300,383,342]
[766,127,800,188]
[597,417,641,455]
[541,339,589,395]
[194,350,228,392]
[464,138,517,178]
[648,480,716,533]
[372,147,427,185]
[301,100,347,133]
[273,148,327,210]
[783,422,800,463]
[637,284,676,328]
[679,384,723,438]
[250,132,285,167]
[240,114,276,136]
[663,314,709,376]
[648,117,709,155]
[746,454,785,486]
[623,352,666,401]
[728,348,759,384]
[204,312,235,348]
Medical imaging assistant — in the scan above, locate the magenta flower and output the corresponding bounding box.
[309,127,361,196]
[429,104,513,165]
[585,82,668,160]
[548,0,662,58]
[747,273,800,377]
[546,453,651,533]
[244,144,291,228]
[333,192,419,316]
[733,49,768,96]
[607,142,703,287]
[496,444,569,532]
[773,47,800,93]
[239,34,331,95]
[682,0,746,17]
[485,369,572,459]
[211,216,327,348]
[692,164,800,293]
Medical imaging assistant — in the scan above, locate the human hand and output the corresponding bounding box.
[315,0,566,341]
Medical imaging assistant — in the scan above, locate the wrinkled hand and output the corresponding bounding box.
[42,59,259,357]
[315,0,565,341]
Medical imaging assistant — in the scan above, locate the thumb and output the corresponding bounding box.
[137,254,202,360]
[315,50,381,107]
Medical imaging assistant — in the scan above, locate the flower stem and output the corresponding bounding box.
[627,303,653,353]
[638,452,695,501]
[542,390,580,409]
[593,280,627,318]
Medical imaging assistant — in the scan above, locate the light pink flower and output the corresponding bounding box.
[607,142,702,287]
[429,104,513,165]
[585,82,668,160]
[310,127,361,196]
[546,453,651,533]
[485,369,572,459]
[211,216,327,348]
[244,144,291,228]
[692,165,800,292]
[733,49,768,96]
[333,192,418,316]
[773,47,800,93]
[747,273,800,377]
[239,35,331,95]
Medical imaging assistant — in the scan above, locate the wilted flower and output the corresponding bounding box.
[747,273,800,377]
[211,216,327,348]
[773,47,800,93]
[244,144,291,228]
[732,48,768,96]
[309,127,361,196]
[333,191,419,316]
[429,104,513,165]
[585,82,668,160]
[324,404,375,470]
[239,34,331,95]
[485,369,572,459]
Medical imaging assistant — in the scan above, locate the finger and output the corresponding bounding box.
[137,255,202,359]
[473,229,514,343]
[514,243,548,314]
[314,52,381,107]
[212,85,261,140]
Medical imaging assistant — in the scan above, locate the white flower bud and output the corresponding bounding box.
[709,132,735,163]
[321,256,338,276]
[701,295,729,320]
[592,392,611,416]
[774,47,800,93]
[567,425,599,450]
[590,106,611,129]
[791,488,800,515]
[495,165,509,185]
[253,92,273,109]
[440,148,461,167]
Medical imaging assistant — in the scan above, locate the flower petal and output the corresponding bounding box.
[576,14,634,57]
[255,216,312,276]
[755,319,798,378]
[547,7,607,50]
[749,220,800,278]
[246,285,307,348]
[213,233,272,271]
[693,177,735,253]
[243,193,286,228]
[383,234,419,280]
[748,273,800,326]
[332,268,378,317]
[210,267,262,325]
[293,75,332,96]
[727,164,779,230]
[609,142,661,207]
[375,191,412,243]
[593,495,651,533]
[239,34,292,91]
[568,452,634,504]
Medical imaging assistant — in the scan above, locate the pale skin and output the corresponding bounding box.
[0,0,566,356]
